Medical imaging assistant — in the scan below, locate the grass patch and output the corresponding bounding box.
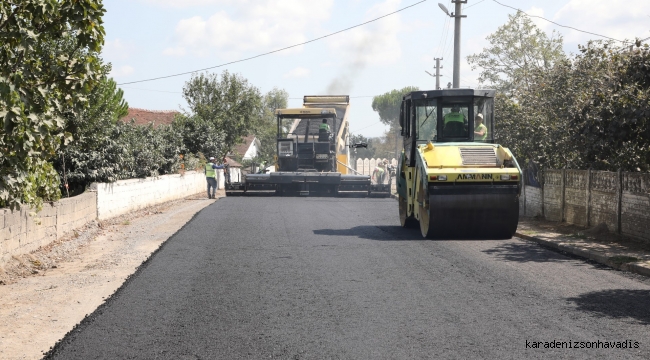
[609,256,639,265]
[121,220,131,226]
[520,230,538,236]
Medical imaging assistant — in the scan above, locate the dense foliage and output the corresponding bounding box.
[182,71,263,160]
[0,0,106,209]
[371,86,419,130]
[471,12,649,172]
[494,41,650,172]
[57,119,184,196]
[253,88,289,164]
[467,11,565,95]
[370,86,420,159]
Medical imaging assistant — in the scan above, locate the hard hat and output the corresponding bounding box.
[476,113,484,119]
[209,157,215,160]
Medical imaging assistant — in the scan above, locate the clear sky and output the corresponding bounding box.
[103,0,650,137]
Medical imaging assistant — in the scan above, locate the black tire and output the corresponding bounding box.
[399,193,418,228]
[418,181,435,238]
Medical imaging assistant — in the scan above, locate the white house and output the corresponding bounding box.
[233,135,261,161]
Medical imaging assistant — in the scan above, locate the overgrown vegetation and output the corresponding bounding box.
[1,3,284,206]
[180,71,264,160]
[472,11,650,172]
[56,69,275,196]
[0,0,106,209]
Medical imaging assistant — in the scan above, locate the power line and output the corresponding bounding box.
[351,120,384,133]
[491,0,627,43]
[289,96,375,100]
[464,0,487,10]
[122,86,182,94]
[435,1,451,55]
[117,0,429,86]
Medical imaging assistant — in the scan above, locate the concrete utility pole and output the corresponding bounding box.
[452,0,467,89]
[438,1,467,89]
[434,58,443,89]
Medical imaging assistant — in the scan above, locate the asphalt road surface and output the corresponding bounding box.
[46,197,650,359]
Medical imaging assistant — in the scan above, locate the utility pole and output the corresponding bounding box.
[452,0,467,89]
[438,1,467,89]
[434,57,443,89]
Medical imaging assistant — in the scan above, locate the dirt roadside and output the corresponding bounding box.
[0,191,221,360]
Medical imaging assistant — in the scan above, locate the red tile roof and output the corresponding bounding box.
[120,108,179,128]
[224,157,242,168]
[232,134,257,158]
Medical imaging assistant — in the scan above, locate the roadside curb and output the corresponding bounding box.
[515,232,650,278]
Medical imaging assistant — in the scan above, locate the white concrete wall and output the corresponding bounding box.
[92,171,207,220]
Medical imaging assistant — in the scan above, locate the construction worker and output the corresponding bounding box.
[372,160,387,184]
[257,160,267,174]
[474,113,487,141]
[205,157,224,199]
[319,119,330,142]
[222,157,231,184]
[444,106,464,123]
[443,106,466,137]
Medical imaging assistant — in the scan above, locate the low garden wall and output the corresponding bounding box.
[1,171,214,266]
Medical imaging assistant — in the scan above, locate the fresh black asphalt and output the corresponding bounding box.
[45,197,650,359]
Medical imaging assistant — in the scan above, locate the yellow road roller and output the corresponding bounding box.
[396,89,522,238]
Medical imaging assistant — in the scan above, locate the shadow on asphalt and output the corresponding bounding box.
[313,226,422,241]
[313,226,509,241]
[567,289,650,325]
[482,242,575,263]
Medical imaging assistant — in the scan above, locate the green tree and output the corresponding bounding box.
[495,39,650,172]
[349,134,376,159]
[566,41,650,171]
[63,69,128,149]
[371,86,418,159]
[56,72,131,195]
[182,71,263,160]
[0,0,106,209]
[253,88,289,163]
[467,11,564,94]
[173,113,224,158]
[371,86,419,130]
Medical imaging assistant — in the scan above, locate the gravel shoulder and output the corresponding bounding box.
[0,191,221,360]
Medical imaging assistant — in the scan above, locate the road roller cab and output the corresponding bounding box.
[396,89,522,238]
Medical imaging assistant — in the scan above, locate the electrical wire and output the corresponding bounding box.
[491,0,627,43]
[435,1,451,56]
[464,0,487,10]
[117,0,429,85]
[440,1,454,57]
[122,86,182,94]
[351,120,384,133]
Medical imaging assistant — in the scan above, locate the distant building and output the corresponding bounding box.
[223,157,243,183]
[120,108,179,128]
[231,134,261,161]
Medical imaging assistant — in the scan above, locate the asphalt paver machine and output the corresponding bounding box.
[226,95,390,197]
[396,89,522,238]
